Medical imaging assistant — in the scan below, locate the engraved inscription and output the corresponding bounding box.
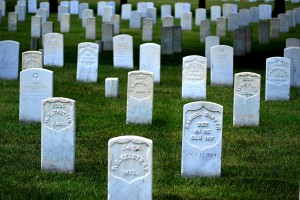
[43,100,73,132]
[110,141,150,183]
[183,58,206,82]
[23,53,42,69]
[267,58,289,85]
[128,73,153,100]
[79,45,97,66]
[184,106,222,150]
[235,74,260,98]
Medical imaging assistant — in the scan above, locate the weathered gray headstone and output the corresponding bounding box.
[216,17,226,37]
[43,33,64,67]
[233,72,261,126]
[19,68,53,122]
[181,101,223,177]
[205,36,220,68]
[0,40,19,80]
[60,13,70,33]
[239,9,250,26]
[8,12,17,32]
[286,10,295,28]
[270,18,280,39]
[286,38,300,48]
[161,26,173,55]
[200,20,211,43]
[228,13,239,32]
[30,38,40,51]
[140,43,161,83]
[259,21,270,44]
[162,15,174,27]
[265,57,290,101]
[126,71,154,124]
[284,47,300,86]
[182,56,207,99]
[41,97,76,172]
[112,14,120,35]
[102,23,113,51]
[42,21,53,38]
[173,26,182,53]
[233,29,246,56]
[113,34,133,69]
[211,45,233,86]
[105,78,119,98]
[86,17,96,40]
[77,42,99,82]
[278,13,289,33]
[108,136,152,199]
[22,51,42,70]
[142,18,153,41]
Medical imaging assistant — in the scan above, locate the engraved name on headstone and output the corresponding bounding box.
[41,97,76,172]
[181,101,223,177]
[108,136,152,199]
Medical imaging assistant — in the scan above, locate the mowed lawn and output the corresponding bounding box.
[0,0,300,199]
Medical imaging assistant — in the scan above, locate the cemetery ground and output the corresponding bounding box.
[1,0,300,199]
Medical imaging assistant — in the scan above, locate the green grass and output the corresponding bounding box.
[1,0,300,199]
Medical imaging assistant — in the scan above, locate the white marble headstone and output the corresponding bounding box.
[22,51,42,70]
[126,71,154,124]
[76,42,99,82]
[211,45,233,86]
[0,40,19,80]
[284,47,300,86]
[60,13,70,33]
[121,4,131,20]
[211,6,221,21]
[205,36,220,68]
[28,0,37,13]
[70,0,79,14]
[86,17,96,40]
[41,97,76,172]
[31,15,41,38]
[19,68,53,122]
[181,101,223,177]
[130,11,141,29]
[97,1,106,16]
[182,56,207,100]
[180,11,192,30]
[139,43,161,83]
[105,78,119,98]
[195,8,206,26]
[265,57,290,101]
[161,4,171,19]
[233,72,261,126]
[113,34,133,69]
[43,33,64,67]
[108,135,152,199]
